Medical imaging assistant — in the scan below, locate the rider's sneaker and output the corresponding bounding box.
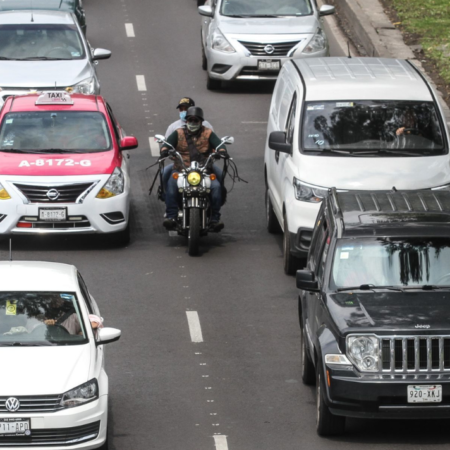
[163,218,177,230]
[209,220,224,232]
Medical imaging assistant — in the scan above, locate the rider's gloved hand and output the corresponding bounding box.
[218,150,229,159]
[160,149,169,158]
[212,152,222,160]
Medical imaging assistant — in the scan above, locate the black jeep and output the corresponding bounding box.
[297,188,450,436]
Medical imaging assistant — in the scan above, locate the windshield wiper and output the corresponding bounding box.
[0,56,19,60]
[16,56,71,61]
[0,342,54,346]
[401,285,450,291]
[337,284,404,292]
[375,149,422,157]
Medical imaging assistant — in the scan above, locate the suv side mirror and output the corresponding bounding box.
[96,327,121,346]
[319,5,335,16]
[120,136,138,150]
[198,5,213,16]
[268,131,292,154]
[296,270,319,291]
[93,48,112,60]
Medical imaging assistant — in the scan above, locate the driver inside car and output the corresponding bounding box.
[43,296,81,335]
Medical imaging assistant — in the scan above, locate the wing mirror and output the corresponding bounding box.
[96,327,121,346]
[222,136,234,145]
[93,48,112,60]
[296,270,319,291]
[268,131,292,154]
[155,134,166,143]
[198,5,214,17]
[319,5,335,16]
[120,136,138,150]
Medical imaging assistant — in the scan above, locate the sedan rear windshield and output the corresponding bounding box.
[0,111,112,153]
[221,0,312,17]
[0,292,87,346]
[0,24,84,60]
[302,100,445,156]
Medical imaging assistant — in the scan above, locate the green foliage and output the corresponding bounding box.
[391,0,450,84]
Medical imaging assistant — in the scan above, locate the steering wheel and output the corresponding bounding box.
[436,274,450,285]
[399,128,421,136]
[44,47,73,59]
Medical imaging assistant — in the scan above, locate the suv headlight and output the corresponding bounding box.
[293,178,328,203]
[73,77,96,95]
[346,336,380,372]
[0,182,11,200]
[96,167,125,198]
[211,28,236,53]
[60,379,98,408]
[302,28,327,54]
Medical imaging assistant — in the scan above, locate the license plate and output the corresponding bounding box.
[258,59,280,71]
[0,418,30,436]
[39,208,67,221]
[407,385,442,403]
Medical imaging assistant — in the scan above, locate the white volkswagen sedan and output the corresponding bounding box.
[0,261,120,449]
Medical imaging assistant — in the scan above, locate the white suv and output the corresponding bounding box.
[264,57,450,274]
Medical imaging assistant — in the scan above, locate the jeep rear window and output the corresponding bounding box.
[302,100,445,156]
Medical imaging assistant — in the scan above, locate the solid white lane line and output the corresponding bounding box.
[136,75,147,91]
[213,435,229,450]
[149,137,160,157]
[186,311,203,343]
[125,23,135,37]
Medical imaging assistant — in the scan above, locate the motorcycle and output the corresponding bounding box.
[154,134,235,256]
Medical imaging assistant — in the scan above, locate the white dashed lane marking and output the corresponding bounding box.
[186,311,204,343]
[125,23,135,37]
[213,435,229,450]
[136,75,147,91]
[149,137,160,157]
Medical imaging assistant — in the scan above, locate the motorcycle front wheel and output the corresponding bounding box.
[188,208,201,256]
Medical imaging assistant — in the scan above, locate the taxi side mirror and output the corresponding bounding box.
[120,136,138,150]
[93,48,111,60]
[319,5,335,16]
[198,5,213,16]
[296,270,319,291]
[96,327,121,346]
[269,131,291,154]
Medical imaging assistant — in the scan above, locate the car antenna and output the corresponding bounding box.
[30,0,34,22]
[347,42,351,58]
[9,238,12,261]
[392,186,397,192]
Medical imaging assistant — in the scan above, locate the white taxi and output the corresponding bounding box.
[0,260,121,449]
[0,91,138,244]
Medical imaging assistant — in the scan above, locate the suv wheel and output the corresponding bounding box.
[316,367,345,436]
[266,188,281,234]
[283,214,300,275]
[207,75,222,91]
[201,41,207,71]
[301,324,315,385]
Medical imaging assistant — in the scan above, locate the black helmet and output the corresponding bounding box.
[186,106,204,122]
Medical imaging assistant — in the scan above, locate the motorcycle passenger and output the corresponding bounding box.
[160,106,228,232]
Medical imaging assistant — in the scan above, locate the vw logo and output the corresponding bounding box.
[46,189,60,201]
[264,44,275,55]
[5,397,20,412]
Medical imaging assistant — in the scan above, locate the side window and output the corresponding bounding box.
[311,216,328,272]
[279,84,293,130]
[285,92,297,145]
[316,234,330,283]
[271,76,286,126]
[77,272,94,314]
[106,103,121,142]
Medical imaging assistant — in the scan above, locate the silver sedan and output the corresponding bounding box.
[199,0,335,90]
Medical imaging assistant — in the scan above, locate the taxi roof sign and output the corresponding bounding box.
[36,91,74,105]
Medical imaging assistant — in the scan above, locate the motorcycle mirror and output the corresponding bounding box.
[155,134,165,143]
[222,136,234,145]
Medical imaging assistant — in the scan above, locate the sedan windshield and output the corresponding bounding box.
[331,238,450,289]
[0,24,84,60]
[0,112,112,153]
[0,292,87,346]
[302,100,445,155]
[221,0,312,17]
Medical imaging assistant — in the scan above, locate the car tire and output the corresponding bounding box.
[316,366,345,436]
[300,322,315,385]
[207,75,222,91]
[201,42,207,71]
[112,221,131,247]
[283,213,300,275]
[197,0,205,5]
[266,187,281,234]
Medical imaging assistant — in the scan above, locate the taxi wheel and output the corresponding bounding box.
[283,214,300,275]
[266,187,281,234]
[207,75,222,91]
[197,0,205,5]
[113,222,131,247]
[301,323,315,385]
[98,436,109,450]
[201,43,207,71]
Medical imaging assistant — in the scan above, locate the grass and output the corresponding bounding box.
[390,0,450,85]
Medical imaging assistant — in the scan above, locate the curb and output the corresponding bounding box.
[331,0,450,125]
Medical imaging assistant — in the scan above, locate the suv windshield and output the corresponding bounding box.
[302,100,445,155]
[331,238,450,289]
[221,0,312,17]
[0,292,87,346]
[0,112,112,153]
[0,24,84,60]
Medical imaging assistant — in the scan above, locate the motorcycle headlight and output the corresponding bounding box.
[187,171,202,186]
[96,167,125,198]
[302,28,327,54]
[60,379,98,408]
[73,77,96,95]
[293,178,328,203]
[211,28,236,53]
[0,182,11,200]
[346,336,380,372]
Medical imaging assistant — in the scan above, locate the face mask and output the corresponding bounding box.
[187,122,201,133]
[179,111,187,121]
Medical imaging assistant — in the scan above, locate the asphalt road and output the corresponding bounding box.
[4,0,450,449]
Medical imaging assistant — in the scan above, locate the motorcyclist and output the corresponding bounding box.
[160,106,228,232]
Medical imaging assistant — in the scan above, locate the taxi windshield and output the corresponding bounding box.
[0,111,112,153]
[302,100,445,156]
[221,0,312,16]
[0,292,88,346]
[0,24,85,60]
